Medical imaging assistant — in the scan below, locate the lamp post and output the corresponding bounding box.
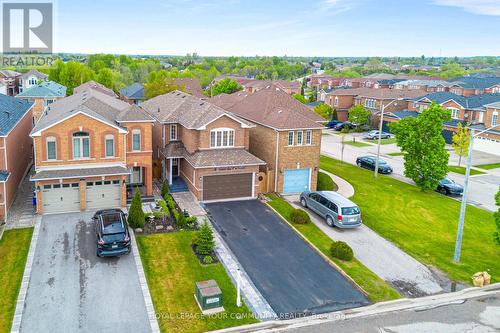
[374,98,402,177]
[453,124,500,262]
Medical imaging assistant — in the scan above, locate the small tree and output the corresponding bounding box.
[128,188,145,228]
[195,220,215,255]
[331,108,338,121]
[292,93,308,104]
[348,104,371,126]
[452,123,470,167]
[313,103,333,120]
[493,187,500,245]
[161,182,169,200]
[209,78,242,97]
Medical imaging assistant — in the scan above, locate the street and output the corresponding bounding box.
[321,131,500,212]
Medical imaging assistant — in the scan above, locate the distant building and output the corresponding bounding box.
[18,69,48,93]
[73,80,117,97]
[120,83,145,105]
[15,81,67,123]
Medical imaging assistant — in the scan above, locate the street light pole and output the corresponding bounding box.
[375,98,401,177]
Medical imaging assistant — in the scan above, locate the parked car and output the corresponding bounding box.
[94,209,131,257]
[436,177,464,196]
[356,155,393,174]
[300,191,362,228]
[327,119,342,128]
[333,122,356,131]
[363,130,392,140]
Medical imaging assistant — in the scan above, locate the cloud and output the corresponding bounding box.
[320,0,353,14]
[432,0,500,16]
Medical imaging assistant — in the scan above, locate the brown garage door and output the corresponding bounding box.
[202,173,253,201]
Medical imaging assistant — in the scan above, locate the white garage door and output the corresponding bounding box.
[42,183,80,214]
[473,137,500,156]
[86,180,121,210]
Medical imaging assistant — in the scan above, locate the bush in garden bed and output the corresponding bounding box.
[330,241,354,261]
[128,188,145,228]
[161,182,169,199]
[290,208,311,224]
[193,220,215,255]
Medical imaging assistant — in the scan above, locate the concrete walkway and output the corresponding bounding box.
[6,167,35,230]
[320,169,354,198]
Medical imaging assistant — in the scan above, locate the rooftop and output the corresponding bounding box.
[120,83,144,100]
[16,81,66,98]
[0,94,33,135]
[74,80,117,97]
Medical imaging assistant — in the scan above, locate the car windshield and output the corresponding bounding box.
[378,159,387,165]
[342,207,360,215]
[441,178,454,184]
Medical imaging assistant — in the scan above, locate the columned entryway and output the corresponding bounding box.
[167,157,180,185]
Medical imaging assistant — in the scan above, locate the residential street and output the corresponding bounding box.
[321,131,500,212]
[20,213,151,333]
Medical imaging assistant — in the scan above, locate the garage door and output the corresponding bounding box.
[283,168,310,193]
[202,173,253,201]
[86,180,122,210]
[42,183,80,214]
[473,137,500,156]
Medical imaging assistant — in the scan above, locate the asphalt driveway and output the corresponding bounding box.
[205,200,369,317]
[20,213,150,333]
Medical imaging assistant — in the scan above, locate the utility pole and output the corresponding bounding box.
[375,98,401,177]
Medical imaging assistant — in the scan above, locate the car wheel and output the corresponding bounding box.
[440,187,448,195]
[326,216,334,227]
[301,198,307,208]
[357,161,362,167]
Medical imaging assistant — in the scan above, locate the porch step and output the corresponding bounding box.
[169,177,189,193]
[127,195,155,204]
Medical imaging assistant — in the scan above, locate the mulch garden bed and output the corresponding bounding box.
[191,243,219,265]
[134,213,178,235]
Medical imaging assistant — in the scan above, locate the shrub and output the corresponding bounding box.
[166,195,176,211]
[128,188,145,228]
[161,182,169,200]
[157,200,170,217]
[203,255,213,264]
[195,220,215,255]
[177,213,187,229]
[330,241,354,261]
[186,216,198,228]
[290,209,310,224]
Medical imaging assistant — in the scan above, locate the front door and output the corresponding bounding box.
[172,159,179,177]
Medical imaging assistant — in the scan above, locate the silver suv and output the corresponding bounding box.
[300,191,362,228]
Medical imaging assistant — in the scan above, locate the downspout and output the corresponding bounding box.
[274,130,279,192]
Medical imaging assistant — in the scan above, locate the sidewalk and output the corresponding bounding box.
[6,168,35,230]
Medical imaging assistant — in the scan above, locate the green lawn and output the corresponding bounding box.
[267,195,400,302]
[320,155,498,284]
[137,232,258,333]
[0,228,33,333]
[317,171,338,191]
[379,138,397,145]
[448,165,485,175]
[475,162,500,170]
[344,140,372,147]
[387,152,405,156]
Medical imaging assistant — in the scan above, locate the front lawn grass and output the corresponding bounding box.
[0,228,33,333]
[475,162,500,170]
[320,155,498,284]
[137,232,258,333]
[267,195,400,302]
[448,165,485,175]
[387,152,405,156]
[379,138,397,145]
[317,171,338,191]
[344,140,372,147]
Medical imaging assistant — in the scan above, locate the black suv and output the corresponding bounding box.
[356,155,393,174]
[93,209,131,257]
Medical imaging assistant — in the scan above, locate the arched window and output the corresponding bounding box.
[210,128,235,148]
[73,131,90,159]
[132,129,141,151]
[105,134,114,157]
[46,136,56,160]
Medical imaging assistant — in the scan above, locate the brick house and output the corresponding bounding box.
[448,77,500,96]
[242,80,301,95]
[15,81,67,123]
[393,80,453,92]
[120,83,145,105]
[142,91,265,201]
[0,70,21,96]
[18,69,48,93]
[0,95,34,220]
[30,89,155,214]
[74,80,118,97]
[173,78,205,98]
[212,86,324,194]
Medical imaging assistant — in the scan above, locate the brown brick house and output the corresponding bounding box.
[142,91,265,201]
[30,89,155,214]
[212,86,324,194]
[74,80,118,97]
[242,80,301,95]
[0,95,34,220]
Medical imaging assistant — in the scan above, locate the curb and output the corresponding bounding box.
[130,229,161,333]
[10,216,41,333]
[265,202,370,298]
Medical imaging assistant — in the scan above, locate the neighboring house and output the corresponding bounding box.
[173,78,205,98]
[73,80,117,97]
[0,83,6,95]
[0,70,21,96]
[447,77,500,96]
[30,89,155,214]
[0,95,34,220]
[18,69,48,93]
[309,75,348,89]
[15,81,67,123]
[120,83,145,105]
[394,79,454,92]
[474,101,500,155]
[142,91,266,202]
[212,86,324,194]
[242,80,301,95]
[350,78,380,89]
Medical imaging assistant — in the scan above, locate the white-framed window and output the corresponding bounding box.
[170,124,177,141]
[492,112,498,127]
[105,134,114,157]
[334,96,339,107]
[448,108,460,119]
[364,98,376,108]
[305,130,312,145]
[287,131,294,146]
[210,128,235,148]
[132,129,141,151]
[73,132,90,159]
[297,131,303,145]
[46,136,56,160]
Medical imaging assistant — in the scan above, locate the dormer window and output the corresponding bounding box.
[73,131,90,159]
[210,128,234,148]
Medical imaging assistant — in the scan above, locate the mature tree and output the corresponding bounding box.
[57,61,95,94]
[348,104,371,125]
[452,123,470,167]
[313,103,333,120]
[309,89,317,102]
[390,102,451,191]
[209,78,242,97]
[144,78,184,99]
[128,188,145,229]
[96,68,114,90]
[292,93,308,104]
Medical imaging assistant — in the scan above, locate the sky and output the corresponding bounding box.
[52,0,500,57]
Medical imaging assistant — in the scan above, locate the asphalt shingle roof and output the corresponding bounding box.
[449,77,500,90]
[120,83,144,100]
[20,69,48,80]
[30,166,130,181]
[415,92,500,109]
[0,94,33,135]
[16,81,66,98]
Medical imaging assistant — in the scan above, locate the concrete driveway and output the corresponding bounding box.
[205,200,370,317]
[322,131,500,211]
[20,213,151,333]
